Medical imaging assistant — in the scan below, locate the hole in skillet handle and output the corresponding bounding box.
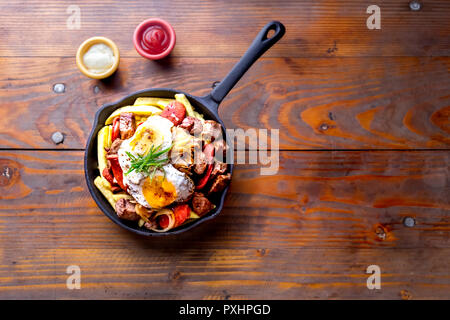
[266,28,276,40]
[261,21,285,43]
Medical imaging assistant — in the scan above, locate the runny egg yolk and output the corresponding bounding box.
[142,175,177,208]
[129,127,163,155]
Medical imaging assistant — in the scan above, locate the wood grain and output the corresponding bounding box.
[0,150,448,251]
[1,56,449,149]
[1,0,449,300]
[0,149,448,299]
[1,0,449,58]
[0,247,449,299]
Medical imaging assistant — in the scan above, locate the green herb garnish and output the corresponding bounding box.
[125,143,172,177]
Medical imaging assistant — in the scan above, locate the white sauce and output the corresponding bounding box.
[82,43,115,74]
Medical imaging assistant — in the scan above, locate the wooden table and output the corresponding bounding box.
[0,0,449,300]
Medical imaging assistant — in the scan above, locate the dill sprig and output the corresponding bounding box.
[125,143,172,177]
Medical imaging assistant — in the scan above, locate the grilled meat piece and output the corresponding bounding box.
[201,120,222,142]
[208,173,231,195]
[179,116,203,135]
[213,139,229,162]
[107,139,123,156]
[115,198,139,221]
[193,149,207,175]
[119,112,136,140]
[191,192,214,216]
[211,161,227,178]
[144,220,158,230]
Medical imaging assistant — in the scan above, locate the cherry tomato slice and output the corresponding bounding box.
[111,117,120,142]
[173,204,190,227]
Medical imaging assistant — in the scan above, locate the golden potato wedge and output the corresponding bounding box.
[94,176,116,208]
[133,97,174,109]
[105,105,162,125]
[189,210,200,219]
[97,126,110,177]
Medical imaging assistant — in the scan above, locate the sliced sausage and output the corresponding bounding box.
[119,112,136,140]
[161,101,186,126]
[211,161,227,178]
[115,198,140,221]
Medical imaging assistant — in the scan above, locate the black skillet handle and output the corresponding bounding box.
[202,21,285,111]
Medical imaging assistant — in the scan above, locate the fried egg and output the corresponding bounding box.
[117,115,194,209]
[124,164,195,209]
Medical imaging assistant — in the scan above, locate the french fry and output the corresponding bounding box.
[104,105,162,125]
[112,193,133,202]
[97,126,110,178]
[94,176,116,208]
[174,93,204,121]
[133,97,174,109]
[106,125,112,148]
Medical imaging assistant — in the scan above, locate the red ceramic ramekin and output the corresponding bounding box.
[133,18,176,60]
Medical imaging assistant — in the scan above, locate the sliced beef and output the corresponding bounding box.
[213,139,229,162]
[208,173,231,195]
[211,161,227,178]
[193,150,207,175]
[119,112,136,140]
[179,116,203,135]
[191,192,214,216]
[144,220,158,230]
[115,198,139,221]
[179,116,194,131]
[201,120,222,142]
[107,138,123,156]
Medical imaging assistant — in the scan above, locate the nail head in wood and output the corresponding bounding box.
[409,1,421,11]
[51,132,64,144]
[53,83,65,93]
[403,217,415,227]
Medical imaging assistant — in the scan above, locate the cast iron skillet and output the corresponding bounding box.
[84,21,285,236]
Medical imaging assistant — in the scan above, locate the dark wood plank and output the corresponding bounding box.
[0,150,448,250]
[1,247,449,299]
[1,57,449,149]
[1,0,449,58]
